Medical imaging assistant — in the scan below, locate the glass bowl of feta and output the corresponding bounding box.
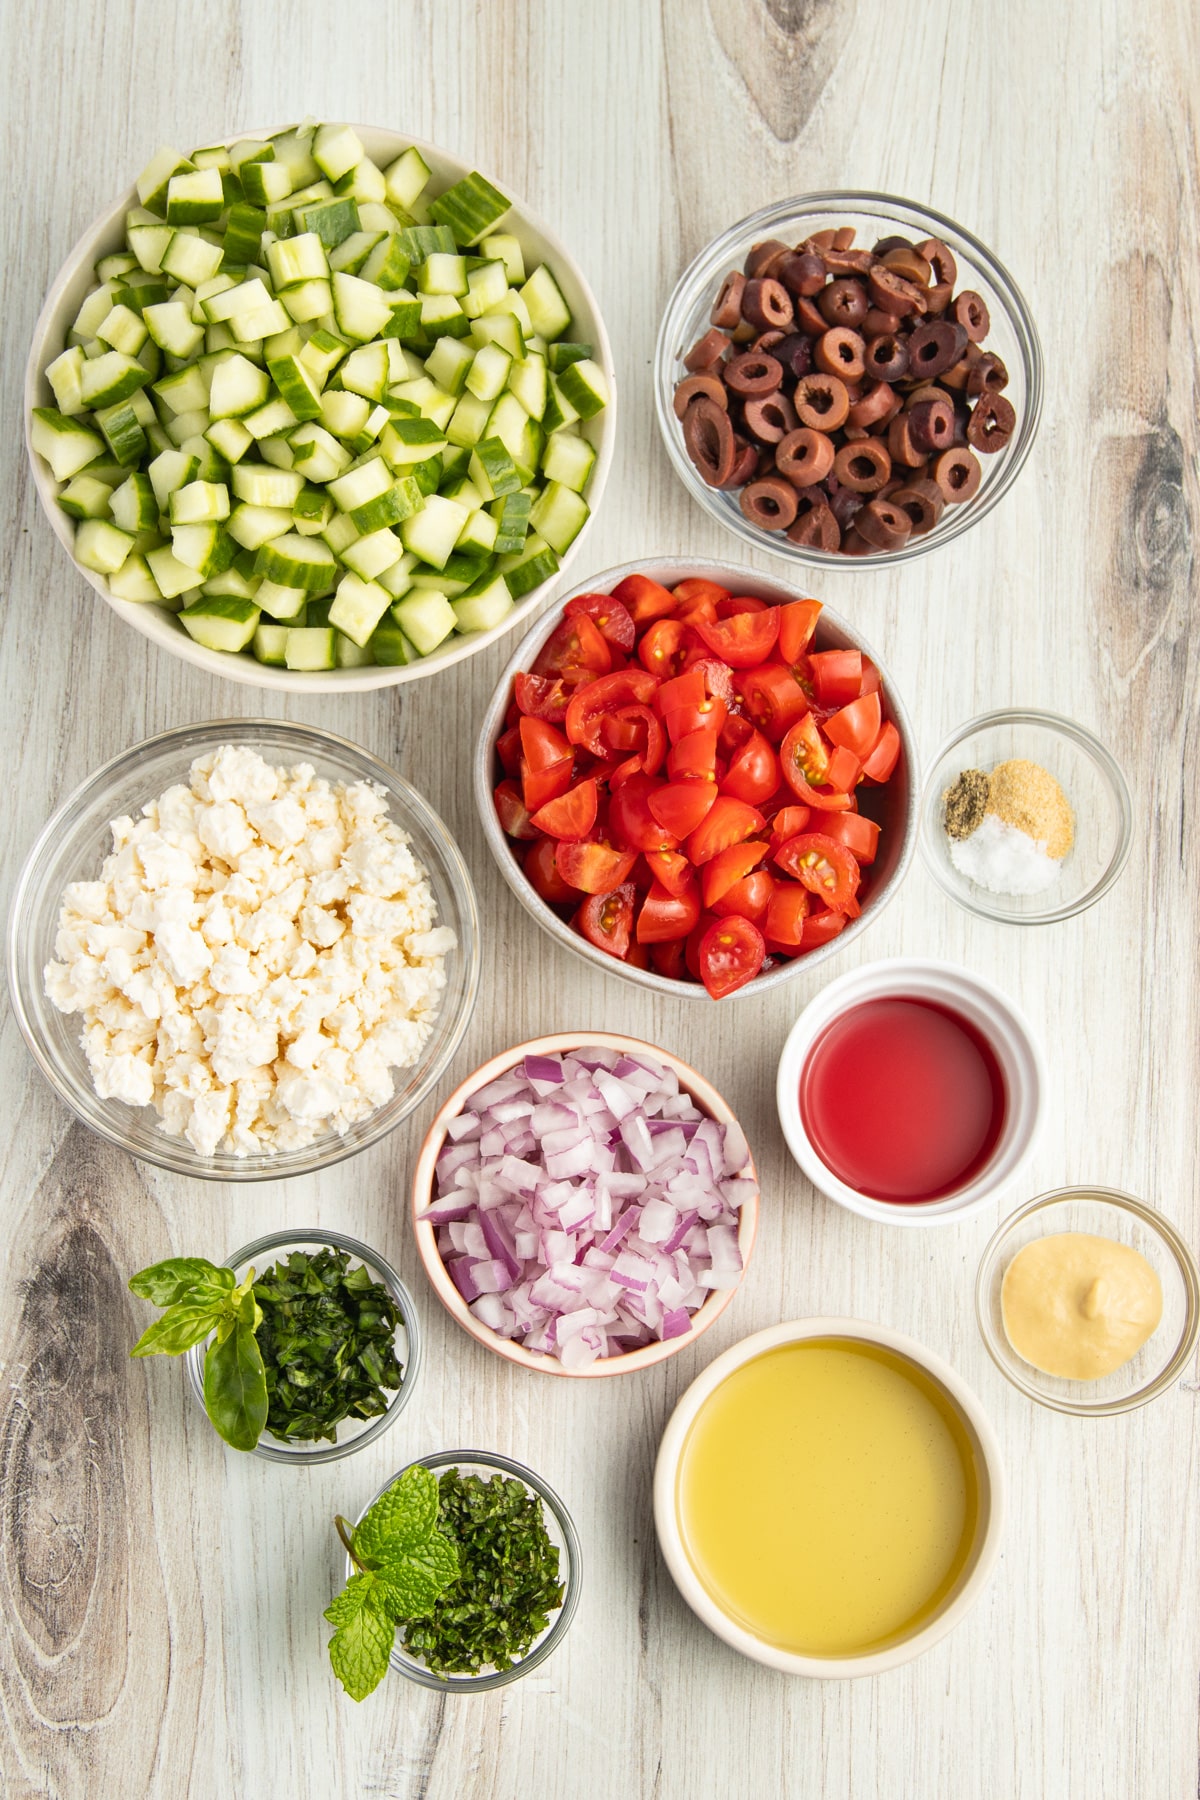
[7,719,480,1178]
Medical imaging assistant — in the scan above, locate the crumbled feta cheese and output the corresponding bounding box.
[44,745,456,1156]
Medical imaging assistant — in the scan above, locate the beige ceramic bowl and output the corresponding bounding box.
[654,1317,1006,1676]
[411,1031,758,1376]
[24,122,615,693]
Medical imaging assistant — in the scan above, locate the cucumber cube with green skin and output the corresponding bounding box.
[418,293,470,339]
[203,562,260,599]
[381,294,422,340]
[455,507,498,556]
[380,416,446,466]
[529,481,589,554]
[80,353,153,410]
[143,300,205,358]
[470,311,525,360]
[384,146,432,212]
[328,229,385,275]
[269,130,320,189]
[332,158,387,203]
[268,353,324,420]
[417,253,469,297]
[452,572,513,634]
[267,231,329,288]
[465,342,512,403]
[445,390,492,449]
[284,626,337,671]
[333,271,393,342]
[109,472,158,533]
[254,532,336,589]
[360,236,410,290]
[209,353,271,418]
[305,597,335,627]
[462,260,508,320]
[97,303,149,357]
[313,124,364,183]
[239,158,294,207]
[297,197,361,250]
[252,621,291,664]
[290,422,351,482]
[75,518,135,575]
[171,521,237,577]
[231,464,304,508]
[327,455,392,513]
[148,447,200,511]
[170,479,230,524]
[478,232,526,285]
[128,222,174,274]
[320,389,372,439]
[180,595,261,651]
[554,357,609,421]
[222,203,267,265]
[334,630,375,667]
[489,490,532,554]
[469,436,521,501]
[148,544,208,599]
[369,617,421,664]
[167,168,226,224]
[58,474,118,520]
[205,417,254,463]
[497,531,558,598]
[340,341,390,401]
[108,553,162,603]
[341,526,403,579]
[507,352,548,421]
[429,171,511,245]
[244,397,300,441]
[423,335,474,397]
[520,265,571,341]
[292,484,333,531]
[377,555,416,600]
[541,429,596,492]
[228,503,295,550]
[155,361,210,414]
[400,494,469,569]
[137,147,196,215]
[31,409,106,482]
[299,329,349,383]
[46,346,87,414]
[329,572,393,646]
[94,399,148,466]
[548,341,593,373]
[254,579,308,620]
[350,475,424,532]
[322,511,360,557]
[391,587,457,654]
[161,232,224,287]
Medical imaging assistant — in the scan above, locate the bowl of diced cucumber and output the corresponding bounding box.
[25,121,615,690]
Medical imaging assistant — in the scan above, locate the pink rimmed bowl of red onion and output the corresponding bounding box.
[411,1033,759,1377]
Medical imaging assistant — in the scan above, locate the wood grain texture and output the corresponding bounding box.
[0,0,1197,1795]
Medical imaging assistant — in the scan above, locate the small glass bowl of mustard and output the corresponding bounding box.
[975,1187,1200,1415]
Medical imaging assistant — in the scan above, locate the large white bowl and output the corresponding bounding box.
[24,122,616,693]
[653,1317,1006,1677]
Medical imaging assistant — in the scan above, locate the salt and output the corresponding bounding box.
[947,812,1062,896]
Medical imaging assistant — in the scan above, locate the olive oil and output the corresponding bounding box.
[676,1338,980,1656]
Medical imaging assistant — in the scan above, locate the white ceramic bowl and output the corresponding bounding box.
[776,957,1044,1224]
[474,556,919,1000]
[653,1317,1006,1677]
[411,1031,759,1376]
[24,122,615,692]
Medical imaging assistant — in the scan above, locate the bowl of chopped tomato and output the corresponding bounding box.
[475,559,918,999]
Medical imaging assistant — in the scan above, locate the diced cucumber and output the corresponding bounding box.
[171,521,236,577]
[399,494,469,570]
[46,346,87,415]
[284,625,337,670]
[380,416,446,466]
[469,436,521,501]
[497,530,558,597]
[417,253,469,297]
[352,475,423,532]
[479,232,525,284]
[109,553,162,602]
[296,196,360,250]
[529,481,589,555]
[384,147,432,211]
[80,352,152,409]
[423,335,475,396]
[332,271,392,341]
[429,171,510,245]
[360,236,410,290]
[267,231,329,288]
[487,391,542,476]
[290,421,351,482]
[58,473,116,520]
[455,507,498,556]
[329,229,385,275]
[327,455,392,512]
[253,621,291,664]
[282,278,334,323]
[299,328,348,383]
[445,391,492,449]
[543,374,579,434]
[228,502,294,549]
[329,572,392,645]
[313,124,364,183]
[418,293,470,339]
[209,353,271,418]
[254,579,308,621]
[520,265,571,341]
[94,398,148,464]
[548,341,593,372]
[223,203,267,265]
[465,341,512,402]
[554,357,609,421]
[206,416,254,462]
[147,543,207,599]
[128,222,174,274]
[97,303,149,357]
[254,532,336,589]
[267,352,323,420]
[370,617,421,664]
[170,479,229,524]
[391,588,457,654]
[147,446,199,510]
[203,563,260,599]
[154,362,210,414]
[452,572,513,633]
[340,341,390,400]
[143,299,205,357]
[334,630,375,667]
[542,430,596,492]
[180,595,260,651]
[166,168,225,225]
[341,526,403,579]
[161,231,224,287]
[244,396,300,440]
[75,518,135,574]
[239,158,294,207]
[137,147,195,214]
[462,260,509,320]
[31,409,106,481]
[320,389,372,439]
[293,484,333,533]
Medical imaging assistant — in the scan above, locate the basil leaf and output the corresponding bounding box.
[130,1300,223,1358]
[353,1464,439,1564]
[324,1573,395,1702]
[129,1258,232,1307]
[203,1318,268,1451]
[376,1529,458,1620]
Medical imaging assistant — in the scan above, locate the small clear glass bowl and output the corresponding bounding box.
[185,1228,421,1464]
[350,1448,582,1690]
[654,191,1042,569]
[975,1188,1200,1416]
[7,719,480,1179]
[920,709,1132,925]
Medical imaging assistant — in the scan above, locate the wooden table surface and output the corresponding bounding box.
[2,2,1196,1795]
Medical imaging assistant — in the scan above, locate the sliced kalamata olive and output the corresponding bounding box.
[887,412,926,469]
[821,246,874,275]
[848,379,901,430]
[818,278,869,327]
[967,352,1009,396]
[953,290,991,341]
[773,333,813,381]
[724,437,760,488]
[915,238,958,287]
[966,391,1016,452]
[744,239,792,279]
[868,265,928,318]
[742,278,795,332]
[826,484,866,532]
[906,319,969,379]
[683,328,730,373]
[793,373,850,432]
[750,329,786,355]
[932,445,983,502]
[683,396,736,486]
[794,295,829,337]
[881,246,932,287]
[906,395,956,454]
[778,251,826,298]
[742,390,798,443]
[832,439,893,493]
[814,327,867,383]
[872,234,913,258]
[673,374,727,420]
[740,476,799,531]
[776,427,835,486]
[710,270,746,329]
[724,351,784,397]
[786,503,841,551]
[855,497,913,550]
[889,478,946,536]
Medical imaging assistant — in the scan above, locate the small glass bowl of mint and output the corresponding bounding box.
[185,1228,421,1465]
[349,1450,582,1691]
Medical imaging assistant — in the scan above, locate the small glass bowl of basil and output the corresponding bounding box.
[185,1228,421,1465]
[350,1450,582,1691]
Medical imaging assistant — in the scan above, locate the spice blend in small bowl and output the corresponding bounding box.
[944,758,1074,897]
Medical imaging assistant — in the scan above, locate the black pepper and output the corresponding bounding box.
[943,768,990,840]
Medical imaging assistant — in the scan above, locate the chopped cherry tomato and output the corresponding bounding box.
[807,649,863,706]
[513,669,591,721]
[494,779,540,840]
[720,728,780,806]
[639,618,691,677]
[644,849,692,896]
[698,916,766,999]
[672,578,727,623]
[693,607,780,668]
[859,658,882,695]
[824,691,882,759]
[712,868,774,925]
[861,720,901,782]
[764,883,810,947]
[683,654,737,706]
[715,594,768,617]
[667,726,720,783]
[657,668,706,717]
[625,938,652,969]
[778,599,822,664]
[636,879,702,944]
[780,714,830,789]
[818,811,881,864]
[564,591,636,652]
[825,745,862,792]
[774,832,861,913]
[524,834,579,903]
[522,754,573,812]
[651,938,688,979]
[600,704,665,777]
[767,804,812,849]
[530,777,599,839]
[686,797,766,866]
[609,774,678,852]
[702,840,769,907]
[648,781,718,838]
[533,611,612,676]
[564,669,659,754]
[738,663,810,741]
[576,882,635,957]
[556,841,637,895]
[496,724,523,777]
[519,715,571,770]
[612,573,677,626]
[798,909,847,949]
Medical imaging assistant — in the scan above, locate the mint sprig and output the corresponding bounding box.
[326,1465,459,1701]
[129,1256,267,1452]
